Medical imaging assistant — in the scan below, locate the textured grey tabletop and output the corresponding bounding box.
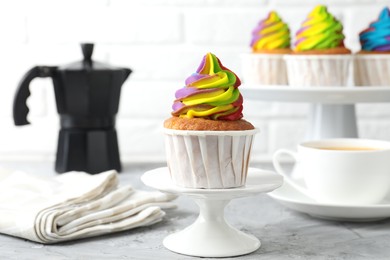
[0,161,390,260]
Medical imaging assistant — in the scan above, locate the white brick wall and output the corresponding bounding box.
[1,0,390,164]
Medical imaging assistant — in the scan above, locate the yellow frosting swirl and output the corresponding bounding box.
[251,11,291,51]
[295,5,345,51]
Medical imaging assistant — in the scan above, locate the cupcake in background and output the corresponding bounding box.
[285,5,352,86]
[355,7,390,86]
[164,53,258,189]
[241,11,291,85]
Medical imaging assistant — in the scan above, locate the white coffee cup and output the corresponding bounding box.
[273,138,390,205]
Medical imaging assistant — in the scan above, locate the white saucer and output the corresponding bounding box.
[141,167,283,257]
[269,178,390,222]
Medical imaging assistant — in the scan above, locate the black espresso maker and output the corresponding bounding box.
[13,44,131,174]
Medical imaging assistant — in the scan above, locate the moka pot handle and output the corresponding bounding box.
[13,66,57,125]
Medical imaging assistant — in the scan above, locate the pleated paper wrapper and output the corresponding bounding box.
[284,55,352,87]
[241,53,288,85]
[164,128,259,189]
[354,54,390,86]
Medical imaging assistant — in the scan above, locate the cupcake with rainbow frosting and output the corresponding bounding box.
[164,53,258,189]
[241,11,291,85]
[285,5,352,86]
[250,11,291,54]
[354,7,390,86]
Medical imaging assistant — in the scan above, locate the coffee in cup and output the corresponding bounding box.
[315,146,381,151]
[273,138,390,205]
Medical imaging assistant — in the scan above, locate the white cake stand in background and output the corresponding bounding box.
[242,85,390,139]
[141,167,283,258]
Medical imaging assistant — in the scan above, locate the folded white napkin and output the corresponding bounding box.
[0,168,176,244]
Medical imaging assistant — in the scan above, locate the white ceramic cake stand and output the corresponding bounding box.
[242,85,390,139]
[141,167,283,258]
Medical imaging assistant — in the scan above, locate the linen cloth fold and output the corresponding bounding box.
[0,168,176,244]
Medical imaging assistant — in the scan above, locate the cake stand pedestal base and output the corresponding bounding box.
[164,198,260,257]
[307,104,358,140]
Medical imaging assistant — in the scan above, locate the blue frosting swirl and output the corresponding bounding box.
[359,7,390,51]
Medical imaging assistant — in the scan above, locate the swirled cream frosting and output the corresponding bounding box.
[250,11,291,52]
[172,53,243,121]
[295,5,345,51]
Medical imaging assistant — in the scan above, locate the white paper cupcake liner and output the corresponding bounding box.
[241,53,288,85]
[164,128,259,189]
[284,55,352,87]
[354,54,390,86]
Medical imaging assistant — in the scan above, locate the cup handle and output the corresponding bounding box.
[272,149,312,198]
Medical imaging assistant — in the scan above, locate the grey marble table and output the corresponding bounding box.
[0,161,390,260]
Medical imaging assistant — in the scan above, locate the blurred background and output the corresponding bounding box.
[1,0,390,163]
